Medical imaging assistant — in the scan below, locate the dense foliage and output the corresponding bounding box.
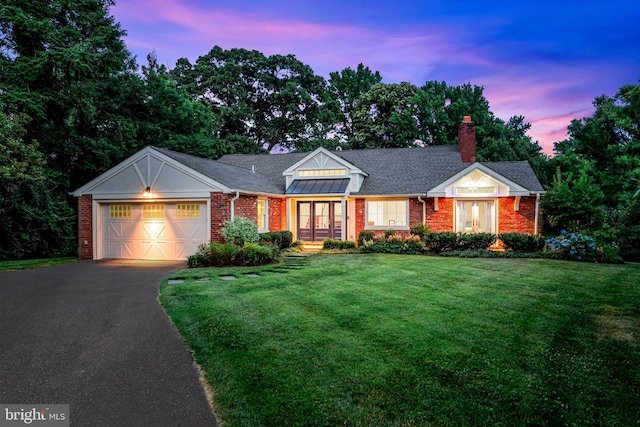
[547,80,640,260]
[259,231,294,250]
[0,0,637,261]
[187,217,278,267]
[498,233,545,252]
[220,216,260,247]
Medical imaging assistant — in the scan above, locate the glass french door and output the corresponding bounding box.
[297,201,342,241]
[457,201,494,233]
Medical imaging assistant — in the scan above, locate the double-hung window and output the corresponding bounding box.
[257,199,267,231]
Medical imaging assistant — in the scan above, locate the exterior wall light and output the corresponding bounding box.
[143,187,153,198]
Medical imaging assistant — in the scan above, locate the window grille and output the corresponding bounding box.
[109,205,131,219]
[142,204,165,219]
[176,204,200,219]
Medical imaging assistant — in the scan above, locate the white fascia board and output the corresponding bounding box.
[355,194,425,198]
[73,146,232,196]
[90,191,215,201]
[236,190,285,198]
[427,163,530,197]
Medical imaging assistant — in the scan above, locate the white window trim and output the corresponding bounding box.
[364,199,410,230]
[454,198,498,234]
[257,198,268,232]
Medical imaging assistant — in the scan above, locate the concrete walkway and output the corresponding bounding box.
[0,260,217,426]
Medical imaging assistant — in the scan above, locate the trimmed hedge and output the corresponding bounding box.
[423,232,460,253]
[322,239,357,250]
[187,242,276,268]
[360,237,425,255]
[458,233,497,250]
[357,230,375,247]
[498,233,545,252]
[423,232,497,253]
[259,231,293,250]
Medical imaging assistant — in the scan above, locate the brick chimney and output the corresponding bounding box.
[458,115,476,163]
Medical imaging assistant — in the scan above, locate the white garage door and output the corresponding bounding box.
[102,203,208,260]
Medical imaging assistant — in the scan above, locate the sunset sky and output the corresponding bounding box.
[111,0,640,154]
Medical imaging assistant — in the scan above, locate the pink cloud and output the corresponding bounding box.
[111,0,605,156]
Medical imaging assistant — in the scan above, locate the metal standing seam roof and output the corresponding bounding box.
[285,178,350,195]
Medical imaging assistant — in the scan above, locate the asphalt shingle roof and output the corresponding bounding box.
[153,147,283,194]
[154,145,544,196]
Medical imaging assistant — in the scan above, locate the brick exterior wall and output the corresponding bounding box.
[425,197,454,232]
[234,195,258,222]
[409,198,423,228]
[268,197,286,232]
[498,196,539,234]
[198,192,537,248]
[210,193,232,243]
[458,116,476,163]
[210,193,287,242]
[355,198,365,238]
[78,195,93,260]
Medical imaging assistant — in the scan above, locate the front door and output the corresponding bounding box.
[297,201,342,242]
[457,200,494,233]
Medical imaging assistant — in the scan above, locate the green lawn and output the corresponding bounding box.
[160,255,640,427]
[0,257,76,271]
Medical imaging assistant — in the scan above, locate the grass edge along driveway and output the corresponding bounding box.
[160,254,640,427]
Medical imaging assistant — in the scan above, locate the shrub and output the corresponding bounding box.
[322,239,357,250]
[546,230,598,262]
[357,230,376,247]
[242,243,274,266]
[499,233,545,252]
[439,249,552,259]
[221,216,259,246]
[384,229,397,240]
[410,223,430,239]
[187,241,276,267]
[187,242,242,267]
[596,243,624,264]
[259,231,293,250]
[618,198,640,261]
[187,244,210,268]
[424,232,459,253]
[359,236,425,254]
[458,233,497,250]
[209,242,242,266]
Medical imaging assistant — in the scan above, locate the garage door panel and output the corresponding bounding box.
[141,222,168,239]
[173,221,205,239]
[141,240,168,259]
[108,240,135,258]
[102,202,207,260]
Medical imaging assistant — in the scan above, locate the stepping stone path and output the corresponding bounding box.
[172,252,315,283]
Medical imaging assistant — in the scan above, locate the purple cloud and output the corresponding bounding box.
[112,0,640,155]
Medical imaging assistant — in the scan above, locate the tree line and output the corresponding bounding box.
[1,0,638,260]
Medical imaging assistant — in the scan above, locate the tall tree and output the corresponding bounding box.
[412,81,548,179]
[351,82,420,148]
[552,81,640,207]
[0,0,135,190]
[171,46,329,153]
[0,113,75,259]
[327,64,382,147]
[0,0,135,258]
[110,53,225,158]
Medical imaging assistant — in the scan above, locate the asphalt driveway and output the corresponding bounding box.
[0,260,218,426]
